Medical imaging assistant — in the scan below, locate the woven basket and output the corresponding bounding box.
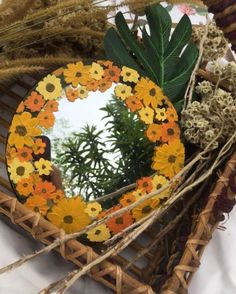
[0,1,236,293]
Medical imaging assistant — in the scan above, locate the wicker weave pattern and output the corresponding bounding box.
[0,191,154,294]
[204,0,236,51]
[160,151,236,293]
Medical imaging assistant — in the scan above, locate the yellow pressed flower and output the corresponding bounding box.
[64,62,90,87]
[133,188,146,200]
[47,197,91,234]
[89,62,104,81]
[78,86,89,99]
[85,202,102,217]
[35,158,52,176]
[121,66,140,83]
[155,108,167,121]
[152,140,185,179]
[138,106,154,124]
[8,158,34,184]
[132,198,159,221]
[151,175,170,199]
[8,112,41,149]
[135,77,164,107]
[115,84,132,100]
[36,74,62,101]
[87,224,111,242]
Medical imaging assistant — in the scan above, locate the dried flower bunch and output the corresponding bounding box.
[182,80,236,150]
[0,0,109,80]
[209,61,236,95]
[192,20,228,62]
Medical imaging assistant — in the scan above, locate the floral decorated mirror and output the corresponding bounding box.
[6,59,185,241]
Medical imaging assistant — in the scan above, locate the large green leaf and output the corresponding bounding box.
[104,28,143,74]
[104,3,199,110]
[114,11,160,83]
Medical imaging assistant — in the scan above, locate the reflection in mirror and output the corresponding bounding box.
[47,86,154,201]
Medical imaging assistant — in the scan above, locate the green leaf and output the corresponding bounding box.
[104,3,199,111]
[115,12,159,83]
[164,14,192,80]
[164,41,199,101]
[165,5,173,12]
[104,28,143,73]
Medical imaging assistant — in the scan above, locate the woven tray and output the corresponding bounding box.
[0,1,236,293]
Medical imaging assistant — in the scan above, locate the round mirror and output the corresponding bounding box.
[6,60,184,239]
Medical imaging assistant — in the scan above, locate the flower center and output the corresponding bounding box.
[64,215,73,224]
[16,125,27,136]
[115,217,124,225]
[76,72,82,78]
[42,188,47,193]
[109,70,115,77]
[126,72,131,77]
[34,99,39,104]
[168,155,176,163]
[167,128,175,136]
[149,88,156,96]
[142,205,151,214]
[46,83,55,93]
[21,151,28,158]
[16,166,25,176]
[23,183,28,188]
[80,90,85,94]
[95,229,101,235]
[34,207,40,213]
[91,207,97,211]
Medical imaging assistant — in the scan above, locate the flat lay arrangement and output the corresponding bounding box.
[0,1,236,293]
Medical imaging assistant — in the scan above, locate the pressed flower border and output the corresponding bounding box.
[6,60,185,243]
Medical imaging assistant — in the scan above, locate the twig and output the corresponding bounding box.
[183,16,210,110]
[90,183,136,203]
[0,129,232,276]
[124,178,210,271]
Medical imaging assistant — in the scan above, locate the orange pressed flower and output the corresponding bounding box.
[49,189,65,204]
[107,211,133,234]
[125,96,143,112]
[99,77,113,93]
[16,146,33,162]
[146,124,162,142]
[35,181,56,199]
[24,91,45,112]
[66,87,79,102]
[64,61,90,87]
[86,79,99,91]
[119,192,136,207]
[98,204,121,220]
[44,100,59,112]
[97,60,113,68]
[38,110,55,129]
[33,138,46,155]
[25,195,48,216]
[53,67,64,76]
[137,177,153,193]
[16,178,34,197]
[16,101,25,113]
[161,122,180,143]
[104,65,121,83]
[166,107,178,122]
